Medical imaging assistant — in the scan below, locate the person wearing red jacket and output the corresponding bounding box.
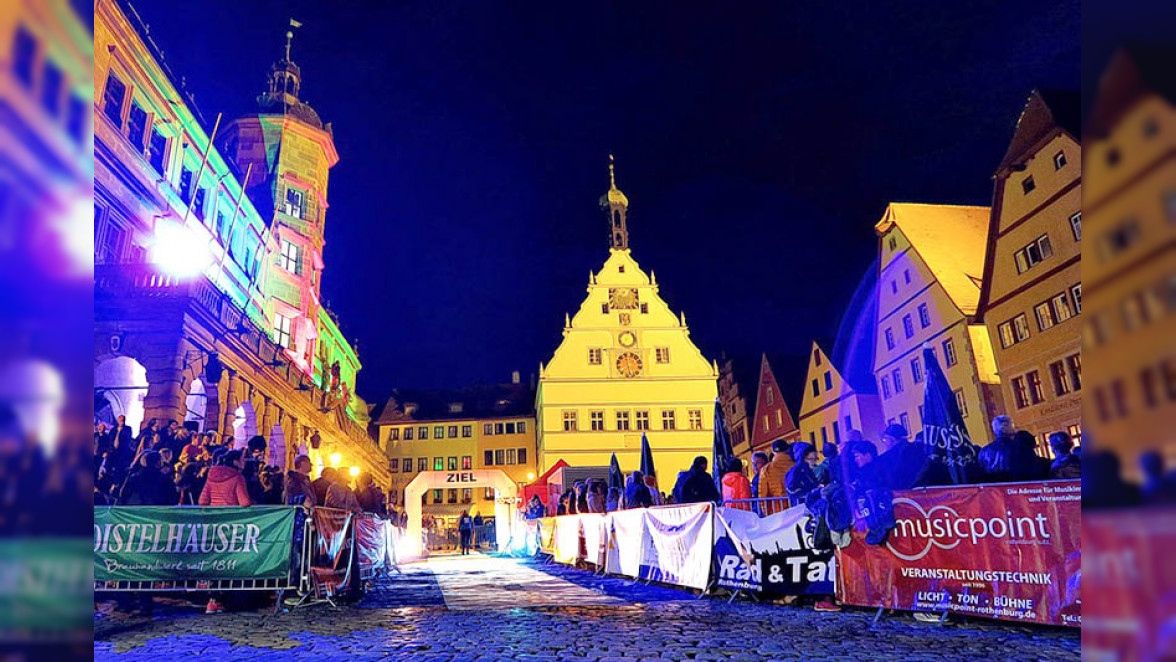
[198,450,252,507]
[720,458,752,510]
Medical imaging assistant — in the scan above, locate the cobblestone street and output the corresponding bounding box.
[95,555,1080,661]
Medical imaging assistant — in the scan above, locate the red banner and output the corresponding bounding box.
[310,507,354,597]
[836,480,1080,626]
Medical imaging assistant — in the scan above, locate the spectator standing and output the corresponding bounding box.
[643,475,664,506]
[977,417,1048,483]
[785,443,821,507]
[815,441,840,486]
[458,510,474,555]
[605,487,621,513]
[869,424,929,491]
[524,495,545,519]
[312,467,337,505]
[1048,432,1081,479]
[720,457,752,509]
[624,470,653,509]
[198,450,252,506]
[673,456,721,504]
[758,440,795,514]
[586,481,606,513]
[325,474,362,513]
[283,455,317,507]
[118,451,178,505]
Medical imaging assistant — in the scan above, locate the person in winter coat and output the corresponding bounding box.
[868,424,930,491]
[242,459,266,504]
[977,417,1047,483]
[524,495,546,519]
[325,475,362,513]
[605,487,621,513]
[673,456,721,504]
[758,440,795,514]
[311,467,337,505]
[458,511,474,555]
[118,451,178,505]
[175,462,204,505]
[643,475,664,506]
[624,471,653,509]
[785,443,821,507]
[586,481,606,513]
[815,441,840,486]
[720,458,752,509]
[1048,432,1082,480]
[356,473,386,515]
[198,450,252,506]
[283,455,317,507]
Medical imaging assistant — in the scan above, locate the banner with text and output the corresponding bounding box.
[580,513,607,567]
[604,509,647,578]
[836,480,1080,626]
[641,504,713,590]
[712,504,835,596]
[94,506,297,582]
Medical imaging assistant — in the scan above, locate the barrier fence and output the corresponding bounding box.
[529,479,1080,627]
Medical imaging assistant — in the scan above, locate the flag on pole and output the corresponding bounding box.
[920,345,979,484]
[711,399,734,497]
[290,18,303,28]
[608,452,624,492]
[639,432,656,481]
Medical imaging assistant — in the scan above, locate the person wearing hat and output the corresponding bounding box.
[868,424,929,492]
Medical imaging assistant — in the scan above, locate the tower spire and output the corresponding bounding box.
[600,154,630,251]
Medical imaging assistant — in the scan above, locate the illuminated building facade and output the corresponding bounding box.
[535,160,718,483]
[716,352,754,458]
[747,353,801,453]
[1084,49,1176,468]
[92,0,386,485]
[373,379,536,527]
[976,90,1082,453]
[873,203,1005,445]
[797,341,884,447]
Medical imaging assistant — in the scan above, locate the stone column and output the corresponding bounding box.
[221,370,239,441]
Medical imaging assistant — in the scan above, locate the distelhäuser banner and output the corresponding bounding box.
[94,506,297,582]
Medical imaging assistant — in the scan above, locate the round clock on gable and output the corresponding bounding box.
[618,330,637,348]
[616,352,643,378]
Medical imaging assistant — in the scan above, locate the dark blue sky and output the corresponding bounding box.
[132,1,1079,403]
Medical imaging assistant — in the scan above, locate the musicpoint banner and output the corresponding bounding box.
[712,504,835,596]
[93,506,297,582]
[837,480,1080,626]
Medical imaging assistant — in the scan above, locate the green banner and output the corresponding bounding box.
[0,539,91,640]
[94,506,297,582]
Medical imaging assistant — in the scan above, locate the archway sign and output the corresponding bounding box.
[403,469,519,560]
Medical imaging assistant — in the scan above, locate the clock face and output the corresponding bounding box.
[616,352,643,378]
[608,287,639,310]
[618,331,637,348]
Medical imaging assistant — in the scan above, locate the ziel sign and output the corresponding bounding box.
[446,472,478,483]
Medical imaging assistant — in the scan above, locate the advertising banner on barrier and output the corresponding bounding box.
[553,516,582,565]
[580,514,607,567]
[642,504,713,590]
[311,507,354,595]
[537,518,556,554]
[94,506,297,582]
[712,504,835,596]
[836,480,1081,626]
[604,509,646,578]
[355,515,391,574]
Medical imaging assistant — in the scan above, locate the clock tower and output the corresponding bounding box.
[535,159,718,486]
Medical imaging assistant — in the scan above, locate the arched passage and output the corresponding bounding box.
[184,378,206,427]
[94,356,148,433]
[267,422,286,470]
[403,469,520,560]
[231,400,257,444]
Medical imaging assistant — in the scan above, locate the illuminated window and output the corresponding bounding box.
[404,427,413,441]
[588,348,603,365]
[918,303,931,328]
[1050,361,1072,396]
[273,313,293,348]
[419,426,429,440]
[432,489,443,504]
[656,348,671,363]
[484,423,493,435]
[484,488,495,501]
[517,421,526,434]
[495,449,505,465]
[1027,371,1046,404]
[1066,354,1082,390]
[447,456,457,471]
[435,426,445,439]
[689,409,703,430]
[284,188,305,218]
[389,458,399,473]
[590,410,605,431]
[279,239,301,274]
[1053,292,1074,323]
[1071,284,1082,313]
[775,409,783,426]
[911,358,923,383]
[662,410,676,430]
[563,411,577,431]
[954,389,969,417]
[462,488,472,503]
[507,449,517,465]
[390,428,400,441]
[462,425,472,437]
[418,458,427,472]
[616,410,631,430]
[1014,234,1053,273]
[518,448,528,464]
[434,457,444,471]
[1053,151,1067,170]
[1035,301,1055,331]
[942,338,958,367]
[1070,212,1081,241]
[447,489,457,504]
[635,410,649,430]
[126,102,149,150]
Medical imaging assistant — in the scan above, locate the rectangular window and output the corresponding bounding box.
[656,348,671,363]
[1100,219,1140,260]
[762,416,769,432]
[1014,234,1053,273]
[820,427,828,444]
[917,303,931,328]
[832,421,841,443]
[892,368,904,393]
[404,427,414,441]
[811,378,820,397]
[518,448,528,464]
[273,313,293,348]
[1012,314,1031,343]
[495,450,505,465]
[279,239,301,273]
[66,95,87,144]
[824,371,833,390]
[148,126,168,174]
[899,412,911,433]
[484,423,493,435]
[616,410,631,431]
[689,409,703,430]
[1054,151,1067,170]
[418,458,428,472]
[1022,176,1036,194]
[1070,212,1081,241]
[495,422,505,435]
[179,168,194,205]
[434,425,445,439]
[601,303,609,314]
[635,410,649,430]
[884,328,896,350]
[505,422,516,434]
[462,425,472,438]
[902,315,914,339]
[434,457,444,471]
[640,302,649,314]
[284,188,305,218]
[1027,370,1045,404]
[447,425,457,438]
[942,338,958,367]
[1050,360,1072,396]
[462,488,472,504]
[432,489,443,504]
[1053,292,1074,323]
[810,432,817,444]
[389,458,399,473]
[844,415,852,430]
[911,358,923,383]
[419,426,429,440]
[881,375,892,399]
[1066,353,1081,391]
[954,389,969,418]
[1070,284,1082,314]
[193,187,206,221]
[1012,377,1029,409]
[484,488,496,501]
[448,489,458,504]
[484,450,493,466]
[904,269,911,284]
[662,410,676,430]
[126,102,149,150]
[517,421,526,434]
[447,456,457,471]
[563,411,578,431]
[766,386,775,404]
[1035,301,1056,331]
[390,428,400,441]
[590,410,605,431]
[13,27,36,88]
[588,348,603,365]
[102,70,127,125]
[506,449,517,465]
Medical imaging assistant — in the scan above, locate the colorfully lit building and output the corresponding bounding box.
[373,379,536,527]
[976,90,1082,454]
[1083,48,1176,469]
[747,353,801,453]
[535,159,718,484]
[93,0,387,485]
[797,341,885,447]
[716,352,755,458]
[873,203,1005,445]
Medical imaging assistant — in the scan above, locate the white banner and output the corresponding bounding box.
[553,515,582,564]
[580,513,607,567]
[604,509,647,578]
[642,503,714,590]
[712,504,835,596]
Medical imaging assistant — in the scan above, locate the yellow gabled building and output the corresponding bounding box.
[536,158,719,484]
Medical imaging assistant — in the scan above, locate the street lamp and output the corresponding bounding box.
[526,472,536,481]
[348,466,360,477]
[329,452,342,468]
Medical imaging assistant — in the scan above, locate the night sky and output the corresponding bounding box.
[132,1,1079,404]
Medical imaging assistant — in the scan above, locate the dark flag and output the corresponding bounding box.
[920,346,979,484]
[608,452,624,492]
[712,399,734,497]
[639,432,656,485]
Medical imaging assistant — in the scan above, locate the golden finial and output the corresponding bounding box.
[609,154,617,190]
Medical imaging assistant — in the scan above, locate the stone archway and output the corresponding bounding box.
[231,400,257,444]
[403,469,520,560]
[94,356,148,433]
[184,378,207,428]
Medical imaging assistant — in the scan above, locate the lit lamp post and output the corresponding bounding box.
[328,452,342,468]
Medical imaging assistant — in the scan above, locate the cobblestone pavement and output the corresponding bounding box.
[95,554,1080,661]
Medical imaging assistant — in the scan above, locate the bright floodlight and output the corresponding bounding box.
[149,219,211,278]
[348,466,360,477]
[328,452,342,468]
[527,472,536,481]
